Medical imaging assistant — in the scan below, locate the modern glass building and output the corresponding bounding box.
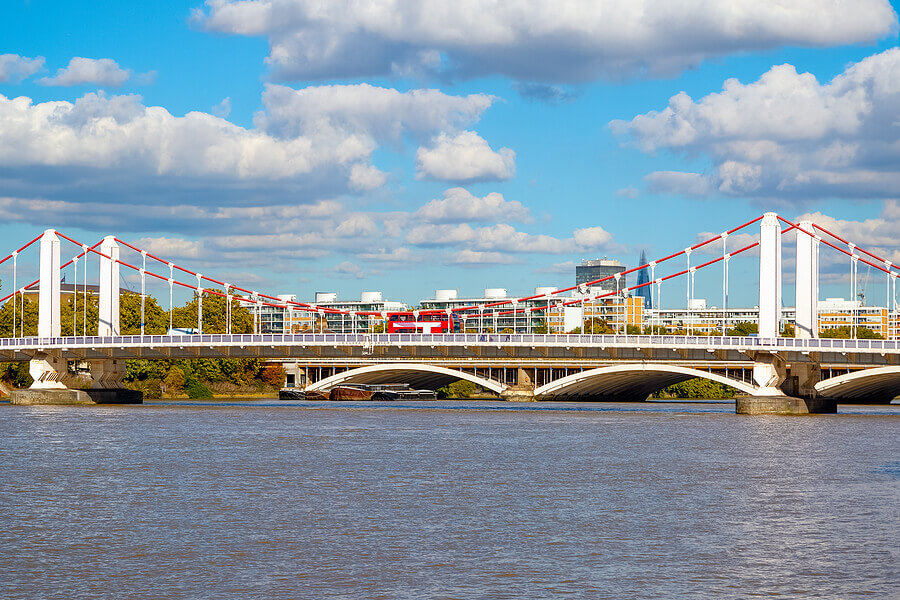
[634,250,653,309]
[575,259,626,293]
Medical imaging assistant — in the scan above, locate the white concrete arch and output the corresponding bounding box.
[815,366,900,404]
[306,363,506,394]
[534,363,757,401]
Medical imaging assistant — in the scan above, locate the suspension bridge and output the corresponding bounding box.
[2,212,899,413]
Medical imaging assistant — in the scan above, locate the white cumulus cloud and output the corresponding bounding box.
[334,261,365,279]
[0,82,505,202]
[447,250,522,266]
[0,54,44,83]
[406,222,616,255]
[415,187,530,224]
[0,91,347,179]
[257,83,494,145]
[573,226,613,249]
[39,57,131,87]
[358,247,419,263]
[614,48,900,201]
[194,0,897,82]
[131,237,204,259]
[349,163,387,191]
[415,131,515,182]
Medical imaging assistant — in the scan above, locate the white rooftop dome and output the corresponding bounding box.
[435,289,458,301]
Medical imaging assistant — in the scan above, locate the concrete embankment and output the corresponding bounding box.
[10,389,143,405]
[735,395,836,415]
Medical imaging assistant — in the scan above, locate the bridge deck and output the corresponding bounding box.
[0,333,896,355]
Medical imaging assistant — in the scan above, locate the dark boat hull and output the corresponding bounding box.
[329,386,374,401]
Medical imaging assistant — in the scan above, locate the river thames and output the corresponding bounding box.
[1,400,897,599]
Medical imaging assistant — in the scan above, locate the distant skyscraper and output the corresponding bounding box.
[575,258,626,293]
[635,250,652,309]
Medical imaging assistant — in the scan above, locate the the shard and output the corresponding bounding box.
[635,250,652,309]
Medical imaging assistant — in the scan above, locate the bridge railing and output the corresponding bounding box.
[0,333,898,354]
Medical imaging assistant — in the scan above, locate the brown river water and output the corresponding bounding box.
[0,400,898,599]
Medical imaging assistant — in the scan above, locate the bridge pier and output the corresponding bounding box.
[737,354,834,414]
[735,395,836,415]
[500,367,536,401]
[86,359,143,404]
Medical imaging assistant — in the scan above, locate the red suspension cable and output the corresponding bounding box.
[778,216,893,276]
[0,233,44,267]
[112,237,333,313]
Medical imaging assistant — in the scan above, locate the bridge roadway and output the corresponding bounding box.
[2,332,899,359]
[6,332,900,403]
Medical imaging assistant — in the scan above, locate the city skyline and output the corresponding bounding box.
[1,1,898,308]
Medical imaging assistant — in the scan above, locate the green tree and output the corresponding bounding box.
[162,366,185,397]
[570,318,613,334]
[60,292,99,336]
[532,321,549,334]
[0,362,32,388]
[437,380,486,398]
[727,321,758,336]
[820,326,883,339]
[184,377,213,398]
[585,318,613,334]
[125,359,169,381]
[654,378,738,399]
[171,290,253,333]
[642,325,668,335]
[0,294,39,337]
[119,292,169,334]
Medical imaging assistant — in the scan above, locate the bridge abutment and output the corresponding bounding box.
[10,357,141,405]
[11,353,92,405]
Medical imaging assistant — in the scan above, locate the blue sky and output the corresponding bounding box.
[1,0,899,309]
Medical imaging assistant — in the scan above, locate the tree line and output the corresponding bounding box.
[0,286,285,396]
[0,288,254,337]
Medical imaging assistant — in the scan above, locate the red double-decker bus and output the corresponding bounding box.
[386,311,462,333]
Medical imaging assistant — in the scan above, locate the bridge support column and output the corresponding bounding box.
[500,367,535,401]
[98,236,120,337]
[783,362,821,399]
[758,213,782,339]
[28,352,68,389]
[795,220,819,339]
[38,229,61,339]
[751,353,786,396]
[278,361,306,399]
